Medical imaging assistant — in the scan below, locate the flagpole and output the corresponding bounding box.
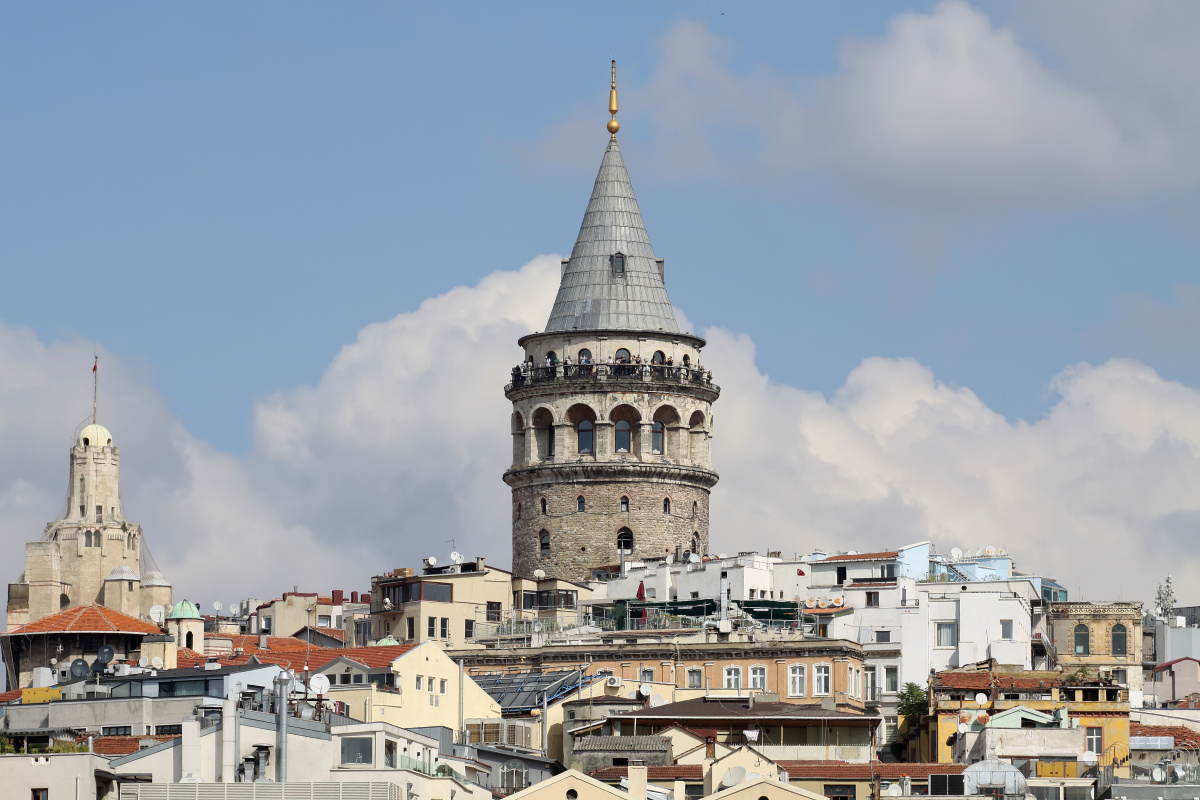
[93,355,98,424]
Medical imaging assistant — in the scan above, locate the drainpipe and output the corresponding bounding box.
[541,690,549,755]
[459,658,465,746]
[274,672,289,782]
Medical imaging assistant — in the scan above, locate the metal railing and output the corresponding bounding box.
[508,363,716,392]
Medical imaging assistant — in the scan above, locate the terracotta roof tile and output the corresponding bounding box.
[92,734,180,756]
[4,604,161,636]
[935,670,1065,691]
[590,765,704,781]
[0,689,23,703]
[819,551,899,563]
[776,761,966,780]
[1131,724,1200,748]
[315,627,346,641]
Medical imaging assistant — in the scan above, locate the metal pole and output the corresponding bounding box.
[275,672,289,782]
[541,691,548,755]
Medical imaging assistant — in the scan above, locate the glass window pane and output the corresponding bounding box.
[341,736,374,765]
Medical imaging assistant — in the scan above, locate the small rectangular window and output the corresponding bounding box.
[640,667,655,683]
[1086,727,1103,754]
[788,664,807,697]
[1112,669,1127,685]
[815,664,831,695]
[428,675,435,693]
[881,563,896,579]
[340,736,373,766]
[825,785,856,800]
[428,617,436,638]
[96,505,103,522]
[876,630,891,643]
[690,591,700,599]
[750,666,767,689]
[866,592,880,607]
[885,666,898,693]
[352,673,363,684]
[1001,619,1013,639]
[406,617,415,640]
[936,622,958,647]
[465,620,475,639]
[415,676,423,691]
[723,666,741,689]
[440,617,449,639]
[102,726,132,736]
[687,668,703,689]
[440,679,448,695]
[836,566,847,585]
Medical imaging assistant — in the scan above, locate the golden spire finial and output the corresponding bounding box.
[607,60,620,139]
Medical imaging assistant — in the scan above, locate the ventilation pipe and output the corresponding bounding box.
[720,576,730,620]
[221,698,236,782]
[274,671,290,782]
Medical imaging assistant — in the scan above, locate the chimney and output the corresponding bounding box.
[363,589,371,602]
[332,590,344,606]
[628,763,648,800]
[259,632,268,650]
[351,591,359,604]
[705,736,716,759]
[477,557,486,572]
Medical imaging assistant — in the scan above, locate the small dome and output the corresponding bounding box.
[79,423,114,449]
[141,570,172,587]
[106,565,139,582]
[167,599,202,620]
[376,636,400,646]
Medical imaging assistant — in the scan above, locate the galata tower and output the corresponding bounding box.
[506,63,719,580]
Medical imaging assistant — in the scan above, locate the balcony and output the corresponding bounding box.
[506,363,718,395]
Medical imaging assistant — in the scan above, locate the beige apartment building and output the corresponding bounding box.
[251,589,366,639]
[1049,601,1144,691]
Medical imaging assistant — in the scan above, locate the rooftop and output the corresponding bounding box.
[3,604,161,636]
[92,734,180,756]
[590,765,704,782]
[1130,724,1200,749]
[818,551,899,563]
[573,735,670,752]
[618,697,870,722]
[775,761,967,780]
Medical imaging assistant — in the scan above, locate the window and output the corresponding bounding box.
[352,673,364,684]
[692,532,701,553]
[579,348,592,363]
[617,528,633,551]
[1086,727,1103,754]
[578,495,586,512]
[836,566,847,585]
[815,664,831,695]
[1001,620,1014,640]
[620,496,630,512]
[96,504,103,523]
[465,620,475,639]
[1112,668,1127,685]
[578,420,594,454]
[930,775,965,796]
[341,736,374,766]
[640,667,655,683]
[428,675,435,693]
[616,348,631,362]
[155,724,183,735]
[885,666,898,693]
[440,679,448,694]
[103,726,132,736]
[1074,624,1090,655]
[415,676,423,691]
[501,760,529,794]
[1112,623,1127,656]
[750,666,767,689]
[789,664,807,697]
[876,630,891,643]
[724,666,742,689]
[652,422,664,454]
[540,531,550,557]
[427,617,436,638]
[864,668,877,701]
[825,785,856,800]
[440,617,449,639]
[663,497,670,514]
[385,739,398,769]
[487,601,502,621]
[612,252,625,274]
[406,617,415,640]
[687,668,703,689]
[881,563,896,579]
[615,421,631,452]
[936,622,958,647]
[883,716,898,744]
[866,592,880,607]
[32,791,48,800]
[540,498,547,515]
[652,350,665,364]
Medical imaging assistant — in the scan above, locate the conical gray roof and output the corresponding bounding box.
[543,140,680,333]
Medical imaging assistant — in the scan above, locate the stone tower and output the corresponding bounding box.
[505,65,719,580]
[6,422,171,629]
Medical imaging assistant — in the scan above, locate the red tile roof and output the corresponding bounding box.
[1153,658,1200,672]
[590,765,704,781]
[819,551,899,563]
[92,734,180,756]
[776,761,966,780]
[1130,724,1200,749]
[935,670,1066,691]
[3,604,161,636]
[0,689,22,703]
[314,627,346,642]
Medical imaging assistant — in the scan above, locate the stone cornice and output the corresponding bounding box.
[504,461,719,489]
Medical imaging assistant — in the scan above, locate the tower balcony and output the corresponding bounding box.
[505,363,719,400]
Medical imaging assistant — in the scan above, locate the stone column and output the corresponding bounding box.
[523,425,536,464]
[637,422,654,461]
[594,421,614,462]
[668,424,687,461]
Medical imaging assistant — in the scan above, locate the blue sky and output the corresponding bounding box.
[2,2,1198,604]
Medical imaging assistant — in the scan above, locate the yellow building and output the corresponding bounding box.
[1048,601,1143,691]
[922,666,1130,777]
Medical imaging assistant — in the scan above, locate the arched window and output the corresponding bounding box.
[652,351,665,364]
[652,421,664,454]
[577,496,586,512]
[1074,624,1090,656]
[693,501,698,517]
[615,348,631,363]
[663,498,671,514]
[545,351,557,365]
[1112,624,1127,656]
[516,502,522,519]
[540,498,547,515]
[682,354,691,367]
[578,348,592,364]
[185,631,194,650]
[539,532,550,557]
[692,532,701,553]
[615,420,631,453]
[578,420,594,454]
[620,496,629,513]
[84,530,92,547]
[611,252,625,275]
[501,759,528,794]
[617,528,633,551]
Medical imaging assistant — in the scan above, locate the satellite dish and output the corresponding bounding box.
[639,683,652,696]
[985,546,996,557]
[151,656,164,669]
[533,568,546,580]
[958,722,970,734]
[975,692,988,705]
[426,556,438,567]
[532,622,543,633]
[450,551,464,564]
[951,547,963,561]
[149,605,165,624]
[650,694,665,707]
[213,601,223,613]
[1151,766,1165,782]
[888,785,903,797]
[817,598,829,608]
[689,553,701,564]
[309,674,330,695]
[138,657,149,668]
[832,596,844,607]
[1082,752,1098,766]
[69,659,89,679]
[805,598,816,608]
[96,645,115,665]
[682,550,691,560]
[720,766,747,788]
[228,601,239,615]
[998,548,1007,556]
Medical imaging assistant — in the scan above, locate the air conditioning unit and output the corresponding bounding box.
[606,676,623,687]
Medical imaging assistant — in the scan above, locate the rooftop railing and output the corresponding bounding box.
[507,363,717,392]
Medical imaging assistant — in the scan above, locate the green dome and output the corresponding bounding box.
[376,635,400,646]
[167,599,202,620]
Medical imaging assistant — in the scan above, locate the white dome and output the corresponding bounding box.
[141,570,171,587]
[106,565,138,581]
[79,424,113,449]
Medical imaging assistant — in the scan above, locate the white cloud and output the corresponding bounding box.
[3,259,1199,606]
[535,2,1200,205]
